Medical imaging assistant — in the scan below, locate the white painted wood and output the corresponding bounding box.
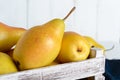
[73,0,98,39]
[27,0,53,28]
[0,0,27,28]
[95,74,105,80]
[97,0,120,42]
[0,48,105,80]
[27,0,74,28]
[49,0,74,30]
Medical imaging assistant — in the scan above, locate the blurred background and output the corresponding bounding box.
[0,0,120,59]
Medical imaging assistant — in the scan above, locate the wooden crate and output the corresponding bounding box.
[0,48,105,80]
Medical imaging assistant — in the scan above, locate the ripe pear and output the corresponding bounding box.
[6,49,14,59]
[47,61,60,66]
[84,36,105,52]
[0,52,17,75]
[13,19,65,70]
[0,22,26,52]
[57,31,90,63]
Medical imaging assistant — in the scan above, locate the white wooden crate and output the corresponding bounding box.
[0,48,105,80]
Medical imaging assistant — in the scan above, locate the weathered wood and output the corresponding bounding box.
[0,48,105,80]
[95,74,105,80]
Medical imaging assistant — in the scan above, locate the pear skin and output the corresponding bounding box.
[6,49,14,59]
[84,36,105,53]
[47,61,60,66]
[13,19,65,70]
[57,31,90,63]
[0,52,17,75]
[0,22,26,52]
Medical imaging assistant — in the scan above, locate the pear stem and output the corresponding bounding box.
[63,6,76,21]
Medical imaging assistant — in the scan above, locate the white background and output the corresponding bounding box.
[0,0,120,59]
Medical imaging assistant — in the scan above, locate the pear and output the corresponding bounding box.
[13,7,75,70]
[0,22,26,52]
[0,52,18,75]
[6,49,14,59]
[13,19,65,70]
[57,31,90,63]
[84,36,105,52]
[47,61,60,66]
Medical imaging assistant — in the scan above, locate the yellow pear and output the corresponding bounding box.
[13,7,76,70]
[47,61,60,66]
[84,36,105,52]
[6,49,14,59]
[0,22,26,52]
[0,52,17,75]
[13,19,65,70]
[57,31,90,63]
